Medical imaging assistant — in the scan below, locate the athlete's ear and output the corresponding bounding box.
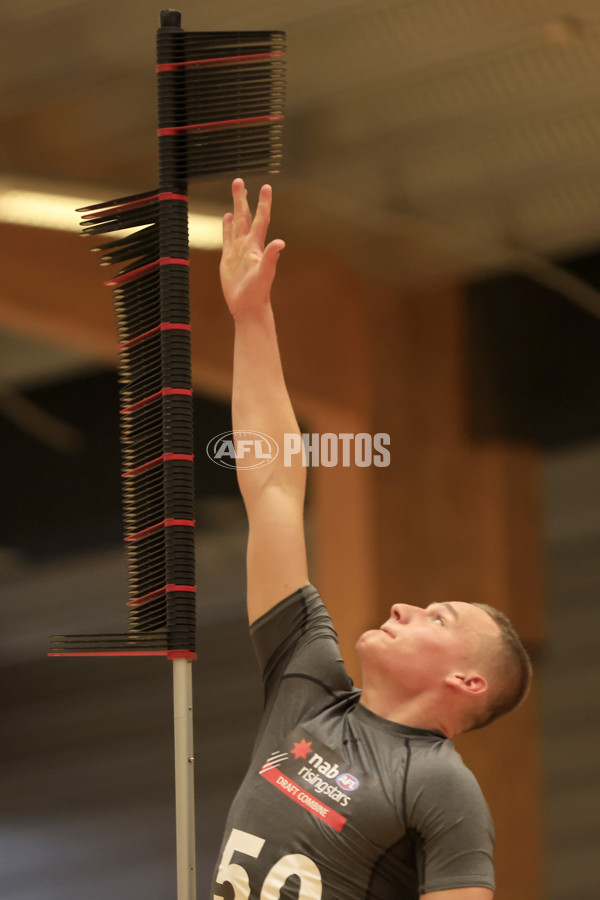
[445,671,488,698]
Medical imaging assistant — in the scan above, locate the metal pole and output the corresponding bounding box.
[173,657,197,900]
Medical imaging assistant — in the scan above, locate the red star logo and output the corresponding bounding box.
[291,738,313,759]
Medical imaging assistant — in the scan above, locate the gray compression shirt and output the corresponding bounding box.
[210,584,495,899]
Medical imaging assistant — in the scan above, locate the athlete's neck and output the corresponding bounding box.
[359,689,454,737]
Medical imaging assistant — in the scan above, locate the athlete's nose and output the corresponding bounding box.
[391,603,424,624]
[391,603,404,623]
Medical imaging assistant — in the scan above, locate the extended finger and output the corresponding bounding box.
[260,238,285,276]
[250,183,273,246]
[231,177,251,237]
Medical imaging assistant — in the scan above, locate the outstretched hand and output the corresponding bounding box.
[220,178,285,319]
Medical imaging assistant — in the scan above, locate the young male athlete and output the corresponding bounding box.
[211,178,532,900]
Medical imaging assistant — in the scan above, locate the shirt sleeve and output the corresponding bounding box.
[249,583,354,724]
[405,745,496,895]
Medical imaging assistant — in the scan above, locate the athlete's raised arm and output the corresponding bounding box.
[220,178,309,624]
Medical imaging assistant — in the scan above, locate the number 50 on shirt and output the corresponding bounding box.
[213,827,322,900]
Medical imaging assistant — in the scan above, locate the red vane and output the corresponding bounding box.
[119,322,191,351]
[157,51,285,71]
[105,260,158,286]
[124,518,195,543]
[127,583,197,608]
[120,324,161,349]
[120,388,192,415]
[158,114,284,136]
[167,650,197,660]
[122,453,194,479]
[158,192,188,202]
[105,257,189,287]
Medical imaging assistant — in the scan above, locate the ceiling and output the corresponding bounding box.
[2,0,600,290]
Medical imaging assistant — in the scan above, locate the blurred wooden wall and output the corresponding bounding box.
[0,222,544,899]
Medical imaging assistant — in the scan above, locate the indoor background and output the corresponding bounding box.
[0,2,599,899]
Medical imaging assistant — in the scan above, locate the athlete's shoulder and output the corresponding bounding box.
[250,582,340,659]
[250,582,323,632]
[406,739,489,807]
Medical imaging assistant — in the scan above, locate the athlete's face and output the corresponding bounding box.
[356,601,501,694]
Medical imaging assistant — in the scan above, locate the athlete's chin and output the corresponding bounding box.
[356,628,378,645]
[355,629,386,655]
